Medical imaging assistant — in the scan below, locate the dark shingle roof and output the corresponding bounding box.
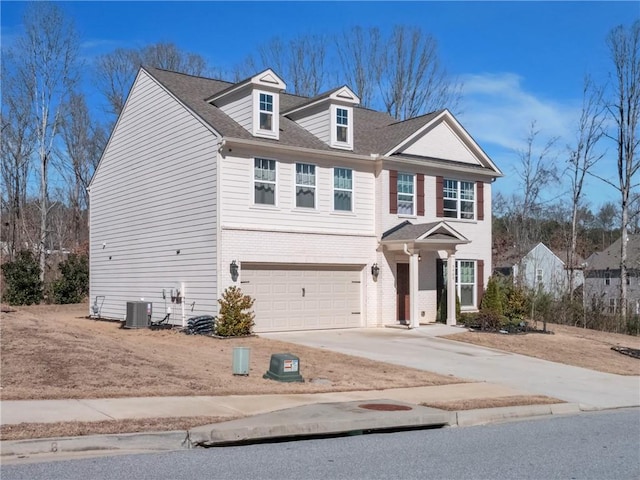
[586,235,640,271]
[144,68,483,161]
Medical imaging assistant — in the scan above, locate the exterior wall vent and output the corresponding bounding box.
[125,301,152,328]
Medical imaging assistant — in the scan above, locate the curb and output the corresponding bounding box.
[0,403,583,460]
[0,430,189,458]
[452,403,582,427]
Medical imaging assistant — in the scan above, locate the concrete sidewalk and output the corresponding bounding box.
[1,382,526,425]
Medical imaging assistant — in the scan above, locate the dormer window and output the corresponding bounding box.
[336,108,349,142]
[330,104,353,149]
[259,93,273,131]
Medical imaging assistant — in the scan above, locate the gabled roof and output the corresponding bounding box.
[381,220,469,244]
[586,234,640,271]
[206,68,286,104]
[143,67,500,175]
[282,85,359,116]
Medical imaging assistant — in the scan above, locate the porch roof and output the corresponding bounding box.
[380,220,470,250]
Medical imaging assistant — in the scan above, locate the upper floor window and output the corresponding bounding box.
[254,158,276,205]
[605,272,611,286]
[296,163,316,208]
[334,168,353,211]
[397,173,415,216]
[536,269,544,285]
[443,179,475,219]
[259,93,273,131]
[336,108,349,143]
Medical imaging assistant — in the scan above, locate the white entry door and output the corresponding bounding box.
[240,264,362,332]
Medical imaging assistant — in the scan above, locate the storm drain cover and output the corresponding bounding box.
[358,403,413,411]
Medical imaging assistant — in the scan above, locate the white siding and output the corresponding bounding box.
[218,89,253,132]
[290,105,331,145]
[401,122,481,165]
[90,70,219,325]
[219,146,375,235]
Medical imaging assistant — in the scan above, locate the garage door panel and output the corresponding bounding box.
[242,264,362,332]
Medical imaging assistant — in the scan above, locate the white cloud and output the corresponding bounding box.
[459,72,577,152]
[458,72,620,208]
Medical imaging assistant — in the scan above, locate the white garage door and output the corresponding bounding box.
[240,264,362,332]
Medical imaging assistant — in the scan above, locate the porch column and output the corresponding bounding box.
[409,251,420,328]
[447,250,457,326]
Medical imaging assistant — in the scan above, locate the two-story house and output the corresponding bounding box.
[89,67,502,332]
[584,235,640,315]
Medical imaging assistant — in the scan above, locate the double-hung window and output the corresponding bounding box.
[443,260,477,308]
[259,93,273,131]
[443,179,475,219]
[334,168,353,211]
[397,173,415,215]
[296,163,316,208]
[605,272,611,286]
[254,158,276,205]
[336,108,349,143]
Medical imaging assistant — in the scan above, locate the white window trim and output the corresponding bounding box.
[330,104,353,150]
[443,259,478,310]
[253,89,279,139]
[294,162,317,209]
[397,172,416,217]
[443,179,476,220]
[253,157,278,207]
[333,167,354,212]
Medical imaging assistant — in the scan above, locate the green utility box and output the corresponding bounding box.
[232,347,250,376]
[263,353,304,382]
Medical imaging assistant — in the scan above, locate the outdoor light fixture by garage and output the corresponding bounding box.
[230,260,239,281]
[371,263,380,280]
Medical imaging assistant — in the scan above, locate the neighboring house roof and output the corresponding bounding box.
[493,242,585,271]
[144,67,501,175]
[586,234,640,271]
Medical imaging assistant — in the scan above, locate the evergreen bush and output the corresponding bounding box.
[53,254,89,304]
[480,276,503,315]
[1,251,43,305]
[215,286,255,336]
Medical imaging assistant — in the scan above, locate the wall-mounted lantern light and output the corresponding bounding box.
[230,260,239,282]
[371,263,380,280]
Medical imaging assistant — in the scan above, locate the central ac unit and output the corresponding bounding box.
[125,301,152,328]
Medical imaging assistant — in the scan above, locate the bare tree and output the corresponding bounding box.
[60,93,106,248]
[380,26,462,120]
[1,50,35,260]
[602,21,640,324]
[566,76,605,298]
[96,42,210,118]
[512,122,559,255]
[240,35,329,97]
[336,27,383,108]
[10,3,80,281]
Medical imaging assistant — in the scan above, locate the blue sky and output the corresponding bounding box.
[2,1,639,211]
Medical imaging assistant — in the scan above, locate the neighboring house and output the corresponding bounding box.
[510,243,584,297]
[584,235,640,315]
[89,67,502,332]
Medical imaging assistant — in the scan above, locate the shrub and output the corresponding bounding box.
[504,284,527,323]
[480,276,503,315]
[215,286,255,337]
[1,251,43,305]
[437,288,461,323]
[53,254,89,304]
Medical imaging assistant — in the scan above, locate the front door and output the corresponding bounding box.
[397,263,410,324]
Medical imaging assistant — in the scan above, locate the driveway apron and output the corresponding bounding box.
[261,328,640,410]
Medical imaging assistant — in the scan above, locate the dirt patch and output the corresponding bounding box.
[0,416,234,441]
[444,323,640,376]
[422,395,564,411]
[0,303,463,401]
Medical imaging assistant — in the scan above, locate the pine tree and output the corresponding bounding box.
[215,286,255,337]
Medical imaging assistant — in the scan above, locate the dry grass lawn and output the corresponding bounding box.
[0,303,463,401]
[444,323,640,376]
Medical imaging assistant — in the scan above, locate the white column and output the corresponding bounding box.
[447,250,457,326]
[410,252,420,328]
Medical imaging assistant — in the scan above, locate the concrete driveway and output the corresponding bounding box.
[261,327,640,410]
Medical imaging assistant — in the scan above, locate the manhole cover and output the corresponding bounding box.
[358,403,413,411]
